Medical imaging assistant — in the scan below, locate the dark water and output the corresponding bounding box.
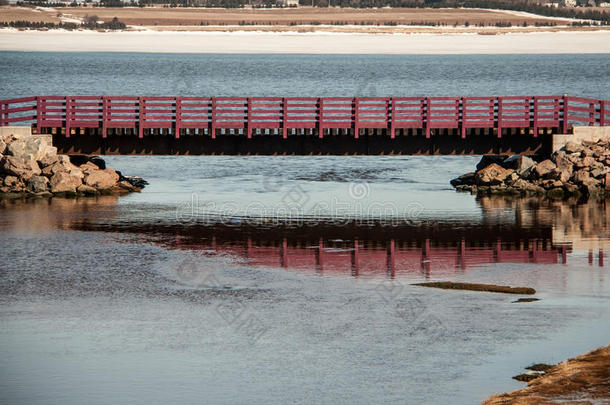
[1,52,610,98]
[1,53,610,405]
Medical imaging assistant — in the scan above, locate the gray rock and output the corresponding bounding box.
[26,175,49,193]
[38,153,61,168]
[49,172,82,193]
[0,155,41,180]
[564,141,584,154]
[84,168,119,190]
[511,156,537,177]
[534,159,557,179]
[41,157,83,179]
[475,164,512,185]
[7,137,56,162]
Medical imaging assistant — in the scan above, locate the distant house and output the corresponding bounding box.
[599,1,610,6]
[560,0,577,6]
[277,0,299,6]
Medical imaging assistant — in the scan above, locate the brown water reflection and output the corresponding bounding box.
[1,195,607,276]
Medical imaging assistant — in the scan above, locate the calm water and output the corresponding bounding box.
[1,52,610,98]
[1,52,610,405]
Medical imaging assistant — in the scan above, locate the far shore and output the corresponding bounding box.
[1,28,610,54]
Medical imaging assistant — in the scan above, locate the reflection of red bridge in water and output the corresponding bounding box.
[70,221,606,277]
[174,237,604,278]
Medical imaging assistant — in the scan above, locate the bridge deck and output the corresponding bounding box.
[1,95,607,155]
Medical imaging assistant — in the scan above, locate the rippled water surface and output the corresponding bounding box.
[1,52,610,405]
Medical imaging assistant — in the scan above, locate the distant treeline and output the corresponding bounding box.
[1,17,126,30]
[13,0,610,24]
[201,19,561,26]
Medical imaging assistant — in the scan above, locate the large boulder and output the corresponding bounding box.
[6,137,56,162]
[49,172,82,193]
[0,155,41,180]
[476,156,507,171]
[41,157,84,179]
[533,159,557,179]
[476,163,512,185]
[26,175,49,193]
[564,141,584,154]
[84,168,119,190]
[514,156,537,177]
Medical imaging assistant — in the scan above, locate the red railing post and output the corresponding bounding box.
[65,96,71,138]
[389,97,396,139]
[318,97,324,139]
[246,97,251,139]
[0,100,5,127]
[138,97,144,138]
[561,94,568,133]
[102,96,108,138]
[386,97,392,139]
[460,97,465,139]
[211,97,216,139]
[496,97,502,138]
[589,102,595,126]
[282,97,288,139]
[353,97,359,139]
[36,96,42,135]
[175,97,181,139]
[425,97,430,139]
[601,100,606,127]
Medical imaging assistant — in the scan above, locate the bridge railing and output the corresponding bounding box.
[565,96,607,127]
[1,95,608,137]
[0,96,37,127]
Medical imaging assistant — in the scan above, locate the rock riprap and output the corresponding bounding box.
[450,139,610,199]
[0,133,147,197]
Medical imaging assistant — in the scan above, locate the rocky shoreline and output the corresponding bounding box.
[483,345,610,405]
[0,133,147,198]
[451,139,610,199]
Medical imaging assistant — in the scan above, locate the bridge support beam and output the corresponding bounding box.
[50,131,551,156]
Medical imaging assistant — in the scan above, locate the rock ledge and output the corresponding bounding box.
[450,139,610,199]
[0,133,147,198]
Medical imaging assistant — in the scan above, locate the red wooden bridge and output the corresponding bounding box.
[1,95,608,155]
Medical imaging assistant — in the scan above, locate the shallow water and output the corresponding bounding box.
[1,155,610,405]
[1,52,610,404]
